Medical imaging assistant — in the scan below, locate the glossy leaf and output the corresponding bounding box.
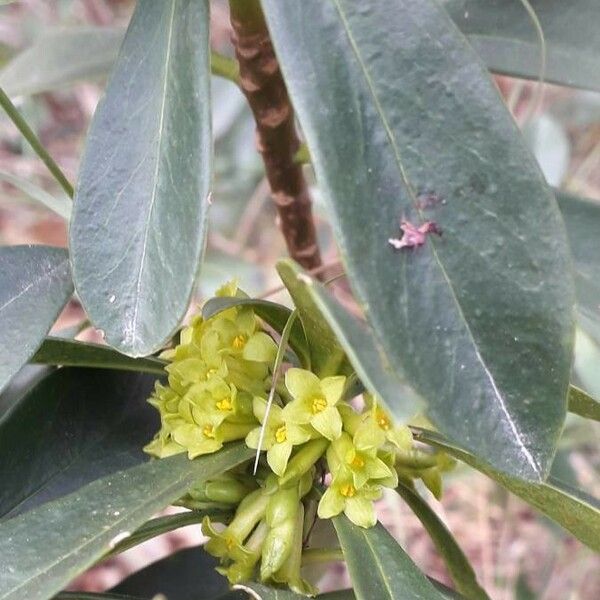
[106,510,229,558]
[56,594,144,600]
[235,584,353,600]
[333,515,446,599]
[263,0,574,481]
[556,193,600,336]
[277,260,421,422]
[31,338,166,375]
[568,385,600,422]
[70,0,212,356]
[110,546,232,600]
[277,260,347,376]
[396,482,489,600]
[414,428,600,552]
[444,0,600,92]
[0,368,157,519]
[202,296,310,368]
[0,170,71,220]
[0,443,252,600]
[0,27,125,96]
[0,245,72,394]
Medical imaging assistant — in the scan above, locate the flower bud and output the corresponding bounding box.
[279,438,329,486]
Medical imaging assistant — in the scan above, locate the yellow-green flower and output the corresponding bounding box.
[353,396,413,451]
[246,397,314,476]
[318,469,382,528]
[283,368,346,441]
[327,432,393,489]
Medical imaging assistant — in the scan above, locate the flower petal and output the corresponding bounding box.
[267,441,293,476]
[285,367,322,401]
[243,331,277,363]
[345,496,377,528]
[317,487,345,519]
[321,375,346,406]
[311,406,342,440]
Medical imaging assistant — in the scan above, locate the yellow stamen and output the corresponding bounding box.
[205,367,217,379]
[203,424,215,439]
[376,409,391,431]
[275,425,287,443]
[350,454,365,469]
[340,483,356,498]
[311,397,327,414]
[226,536,236,550]
[216,397,233,412]
[232,334,247,350]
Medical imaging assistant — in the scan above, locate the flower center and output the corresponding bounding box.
[376,410,391,431]
[226,536,237,550]
[275,424,287,443]
[350,454,365,469]
[203,424,215,439]
[232,334,247,350]
[216,397,233,412]
[340,483,356,498]
[311,396,327,414]
[205,367,217,379]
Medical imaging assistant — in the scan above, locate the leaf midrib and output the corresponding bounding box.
[329,0,540,475]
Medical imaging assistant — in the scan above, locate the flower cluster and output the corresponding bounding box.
[145,284,453,595]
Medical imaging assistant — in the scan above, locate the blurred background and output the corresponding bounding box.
[0,1,598,598]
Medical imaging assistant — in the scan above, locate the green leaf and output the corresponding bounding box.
[56,594,145,600]
[276,260,347,377]
[0,170,71,220]
[106,510,230,558]
[202,296,310,368]
[276,260,421,422]
[32,338,166,375]
[0,27,125,96]
[556,193,600,337]
[0,443,252,600]
[568,385,600,422]
[109,546,232,600]
[396,482,489,600]
[262,0,574,481]
[414,428,600,552]
[0,368,157,519]
[70,0,212,357]
[234,583,354,599]
[333,516,447,600]
[0,245,72,394]
[444,0,600,92]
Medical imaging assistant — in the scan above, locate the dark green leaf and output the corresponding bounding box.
[414,428,600,552]
[0,170,71,220]
[202,296,310,368]
[0,245,72,393]
[110,546,232,600]
[0,368,157,520]
[276,260,421,422]
[333,516,446,600]
[556,193,600,336]
[263,0,574,481]
[56,594,144,600]
[0,27,124,96]
[396,482,488,600]
[276,260,347,377]
[106,510,230,558]
[444,0,600,92]
[0,444,252,600]
[0,365,51,419]
[70,0,212,357]
[32,338,166,375]
[568,385,600,422]
[235,583,354,599]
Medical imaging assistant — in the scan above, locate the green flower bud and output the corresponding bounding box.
[279,438,329,486]
[217,520,268,584]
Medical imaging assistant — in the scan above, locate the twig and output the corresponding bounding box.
[228,0,322,272]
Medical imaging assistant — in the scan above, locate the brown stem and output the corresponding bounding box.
[229,0,322,271]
